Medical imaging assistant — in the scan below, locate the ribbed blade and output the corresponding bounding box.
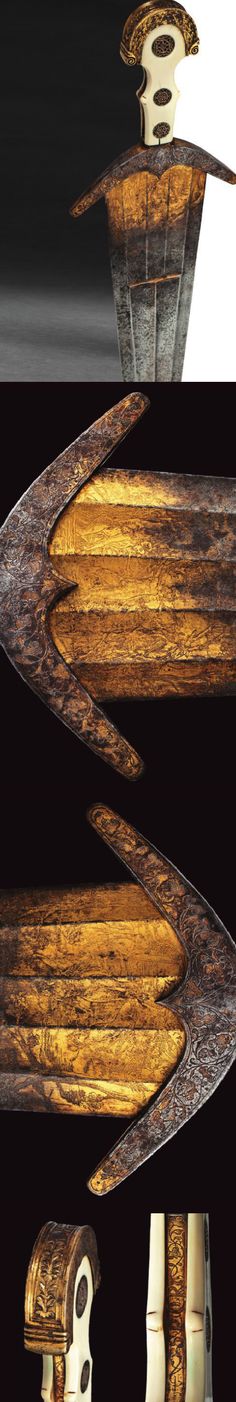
[106,165,206,381]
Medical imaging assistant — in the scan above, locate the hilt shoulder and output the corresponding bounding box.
[70,139,236,219]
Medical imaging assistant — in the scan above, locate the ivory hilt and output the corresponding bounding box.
[24,1222,100,1402]
[145,1213,213,1402]
[120,3,199,145]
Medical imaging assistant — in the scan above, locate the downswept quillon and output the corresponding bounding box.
[0,808,235,1193]
[86,806,236,1193]
[0,395,236,779]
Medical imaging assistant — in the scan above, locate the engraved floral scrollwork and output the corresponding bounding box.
[24,1222,100,1352]
[166,1215,187,1401]
[53,1356,65,1402]
[0,397,147,779]
[87,807,236,1193]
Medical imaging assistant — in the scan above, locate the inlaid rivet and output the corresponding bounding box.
[76,1275,88,1318]
[153,121,170,138]
[153,88,172,105]
[152,35,175,57]
[81,1361,90,1393]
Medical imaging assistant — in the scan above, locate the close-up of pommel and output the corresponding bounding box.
[24,1221,100,1402]
[120,3,199,66]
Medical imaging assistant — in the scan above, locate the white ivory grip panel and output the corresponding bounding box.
[139,24,186,144]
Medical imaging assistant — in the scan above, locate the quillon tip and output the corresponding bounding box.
[117,390,150,421]
[87,803,119,837]
[130,391,150,412]
[87,1168,114,1197]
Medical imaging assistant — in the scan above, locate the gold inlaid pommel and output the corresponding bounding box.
[24,1221,100,1356]
[120,3,199,66]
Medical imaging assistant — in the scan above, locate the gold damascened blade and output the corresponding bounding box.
[0,882,186,1114]
[49,466,236,701]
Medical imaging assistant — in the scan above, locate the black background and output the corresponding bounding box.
[1,382,236,1399]
[1,2,146,378]
[2,0,140,291]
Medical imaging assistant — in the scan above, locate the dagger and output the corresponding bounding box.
[70,2,236,382]
[145,1213,213,1402]
[24,1221,100,1402]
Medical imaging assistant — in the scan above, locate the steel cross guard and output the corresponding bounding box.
[0,393,148,779]
[86,804,236,1193]
[1,392,236,776]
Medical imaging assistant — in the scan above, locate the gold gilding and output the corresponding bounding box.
[120,4,199,65]
[166,1214,187,1402]
[106,166,205,242]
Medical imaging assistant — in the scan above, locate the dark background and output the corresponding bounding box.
[2,0,140,289]
[1,1,143,377]
[1,382,236,1398]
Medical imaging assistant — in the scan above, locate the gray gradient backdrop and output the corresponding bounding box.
[2,0,141,379]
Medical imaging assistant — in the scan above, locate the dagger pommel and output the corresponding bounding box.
[121,3,199,63]
[121,3,199,145]
[24,1222,100,1402]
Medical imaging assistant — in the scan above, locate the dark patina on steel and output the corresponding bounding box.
[1,436,236,773]
[87,805,236,1193]
[71,139,236,383]
[71,140,236,220]
[0,394,148,779]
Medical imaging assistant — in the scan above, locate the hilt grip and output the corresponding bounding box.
[121,3,199,145]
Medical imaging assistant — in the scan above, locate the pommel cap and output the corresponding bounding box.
[24,1221,100,1355]
[120,2,199,65]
